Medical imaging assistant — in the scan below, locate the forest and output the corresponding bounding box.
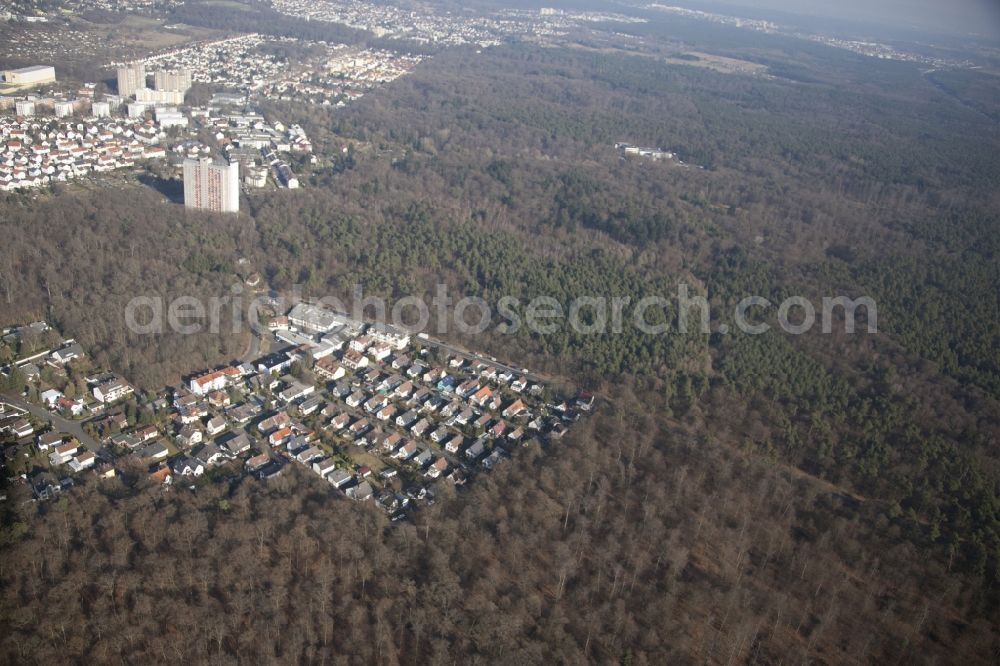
[1,12,999,664]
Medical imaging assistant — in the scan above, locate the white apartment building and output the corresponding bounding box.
[183,157,239,214]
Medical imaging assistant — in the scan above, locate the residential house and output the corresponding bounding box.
[269,426,292,447]
[381,433,403,453]
[426,456,448,479]
[205,416,227,437]
[349,418,371,435]
[470,386,493,408]
[314,357,346,381]
[171,455,204,477]
[49,342,84,366]
[256,350,294,375]
[410,418,431,438]
[393,440,417,460]
[189,366,241,395]
[422,396,445,413]
[177,405,206,424]
[342,349,368,370]
[92,376,133,403]
[465,437,487,460]
[109,432,138,450]
[327,469,353,489]
[296,445,324,464]
[31,472,62,501]
[133,425,159,443]
[345,390,366,408]
[68,451,96,473]
[285,435,310,456]
[177,425,203,449]
[48,441,79,466]
[413,448,434,468]
[349,335,372,353]
[328,413,351,431]
[312,458,337,477]
[457,379,480,398]
[453,407,475,426]
[36,431,63,451]
[56,396,85,416]
[298,395,324,416]
[40,388,63,407]
[279,381,314,403]
[367,322,410,350]
[246,452,270,472]
[396,409,418,428]
[93,377,133,404]
[258,412,290,433]
[195,443,232,467]
[220,431,251,456]
[329,383,352,400]
[423,367,446,384]
[138,442,168,461]
[443,434,463,454]
[207,390,232,409]
[368,342,392,361]
[346,481,373,501]
[502,399,527,419]
[364,395,389,414]
[482,447,506,470]
[378,374,403,392]
[489,419,507,439]
[257,462,284,480]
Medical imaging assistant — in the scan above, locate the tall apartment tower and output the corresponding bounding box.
[183,157,240,214]
[116,62,146,98]
[153,69,193,94]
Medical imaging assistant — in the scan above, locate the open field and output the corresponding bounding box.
[0,14,223,77]
[74,14,223,54]
[663,50,769,75]
[560,41,769,77]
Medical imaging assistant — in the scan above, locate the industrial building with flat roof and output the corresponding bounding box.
[1,65,56,89]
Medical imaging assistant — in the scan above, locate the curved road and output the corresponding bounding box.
[1,392,103,455]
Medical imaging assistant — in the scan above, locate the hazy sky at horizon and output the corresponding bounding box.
[679,0,1000,38]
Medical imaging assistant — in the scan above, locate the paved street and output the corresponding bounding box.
[1,392,103,454]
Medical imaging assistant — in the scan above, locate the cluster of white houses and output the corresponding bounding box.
[0,114,169,191]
